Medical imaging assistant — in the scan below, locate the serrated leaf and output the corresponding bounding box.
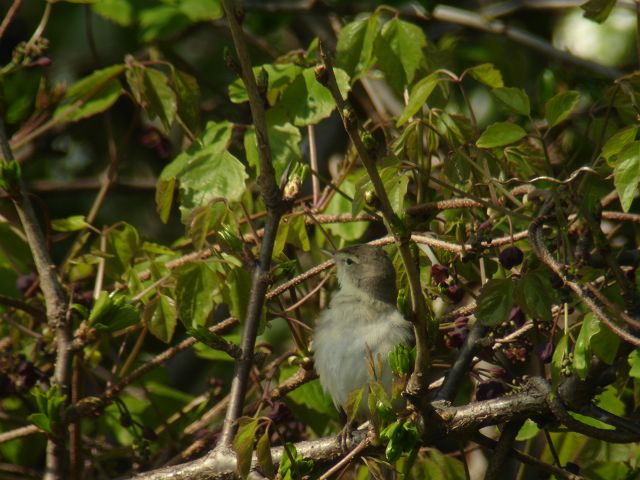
[244,113,301,180]
[278,67,350,126]
[476,122,527,148]
[493,87,530,116]
[375,17,427,94]
[613,141,640,212]
[51,215,89,232]
[54,65,124,122]
[158,121,246,220]
[476,279,514,326]
[545,90,580,128]
[516,271,553,322]
[602,126,638,165]
[581,0,617,23]
[468,63,503,88]
[233,417,260,479]
[336,15,379,78]
[397,72,439,126]
[174,263,219,328]
[145,294,177,343]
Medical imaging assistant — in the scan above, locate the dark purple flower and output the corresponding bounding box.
[499,246,524,270]
[476,380,506,401]
[431,264,449,285]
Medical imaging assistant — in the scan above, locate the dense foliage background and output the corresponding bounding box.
[1,0,640,479]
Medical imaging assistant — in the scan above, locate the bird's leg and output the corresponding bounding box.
[337,408,357,451]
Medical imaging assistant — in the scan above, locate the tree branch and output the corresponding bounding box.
[0,111,71,480]
[216,0,288,450]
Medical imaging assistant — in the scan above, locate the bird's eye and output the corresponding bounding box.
[345,258,354,265]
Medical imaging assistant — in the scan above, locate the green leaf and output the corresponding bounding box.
[54,65,124,122]
[492,87,530,116]
[516,419,540,441]
[155,176,175,224]
[591,317,620,365]
[613,141,640,212]
[476,122,527,148]
[324,174,368,243]
[273,215,310,257]
[516,271,553,322]
[89,291,139,331]
[278,67,350,126]
[476,279,514,326]
[126,63,175,130]
[336,15,379,78]
[551,334,569,386]
[256,430,275,479]
[137,0,223,41]
[27,413,52,434]
[545,90,580,128]
[574,313,602,380]
[172,69,200,133]
[51,215,89,232]
[228,63,303,105]
[244,113,301,180]
[596,385,625,416]
[104,222,140,279]
[397,72,439,126]
[92,0,134,26]
[581,0,617,23]
[568,411,616,430]
[233,417,260,479]
[224,265,252,322]
[158,121,246,219]
[145,294,177,343]
[628,349,640,378]
[602,126,638,165]
[375,17,427,94]
[174,263,219,328]
[419,450,466,480]
[467,63,504,88]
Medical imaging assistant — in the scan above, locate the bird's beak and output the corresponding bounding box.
[319,247,336,257]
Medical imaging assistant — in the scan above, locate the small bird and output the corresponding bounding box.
[313,244,413,422]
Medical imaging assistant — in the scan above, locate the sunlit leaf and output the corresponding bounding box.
[144,294,177,343]
[375,17,427,94]
[467,63,504,88]
[336,15,379,78]
[51,215,89,232]
[397,72,439,126]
